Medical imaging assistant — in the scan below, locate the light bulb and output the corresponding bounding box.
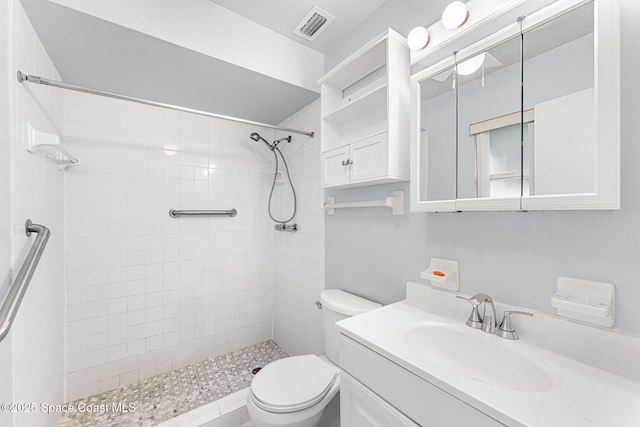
[407,26,430,51]
[457,53,485,76]
[442,1,470,30]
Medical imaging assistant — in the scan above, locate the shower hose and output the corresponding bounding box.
[268,146,297,224]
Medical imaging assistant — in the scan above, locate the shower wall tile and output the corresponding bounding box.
[63,95,277,400]
[9,1,66,426]
[272,100,325,356]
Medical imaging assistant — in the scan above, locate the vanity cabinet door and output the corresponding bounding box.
[341,371,419,427]
[340,335,507,426]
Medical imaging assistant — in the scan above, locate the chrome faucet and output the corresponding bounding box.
[458,294,534,340]
[457,293,497,334]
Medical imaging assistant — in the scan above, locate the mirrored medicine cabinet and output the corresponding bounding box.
[410,0,620,212]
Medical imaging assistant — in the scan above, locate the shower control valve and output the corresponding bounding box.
[274,223,298,232]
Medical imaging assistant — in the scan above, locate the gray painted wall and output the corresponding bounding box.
[325,0,640,334]
[0,0,13,423]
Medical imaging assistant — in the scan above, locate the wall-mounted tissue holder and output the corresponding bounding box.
[551,277,615,328]
[420,258,459,292]
[24,122,79,170]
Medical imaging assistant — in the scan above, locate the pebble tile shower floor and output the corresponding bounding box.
[57,340,287,426]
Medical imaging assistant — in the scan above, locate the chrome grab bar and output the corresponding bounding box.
[0,220,50,342]
[169,209,237,218]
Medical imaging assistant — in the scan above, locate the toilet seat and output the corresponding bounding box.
[250,355,337,413]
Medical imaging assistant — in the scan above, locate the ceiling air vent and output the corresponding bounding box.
[293,6,335,41]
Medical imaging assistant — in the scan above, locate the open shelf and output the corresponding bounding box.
[319,38,387,88]
[322,84,387,124]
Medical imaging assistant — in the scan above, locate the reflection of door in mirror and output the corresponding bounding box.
[456,36,522,200]
[523,1,594,196]
[418,66,457,202]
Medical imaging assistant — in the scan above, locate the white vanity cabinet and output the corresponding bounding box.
[340,371,418,427]
[338,281,640,427]
[339,334,506,427]
[319,29,410,189]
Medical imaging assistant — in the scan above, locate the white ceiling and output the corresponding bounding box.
[208,0,388,53]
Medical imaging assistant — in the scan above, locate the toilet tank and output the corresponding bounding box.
[320,289,381,366]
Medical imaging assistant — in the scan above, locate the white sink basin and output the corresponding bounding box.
[402,323,555,392]
[336,283,640,426]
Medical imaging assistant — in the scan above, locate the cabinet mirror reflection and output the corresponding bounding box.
[457,36,523,202]
[523,2,594,197]
[418,65,457,204]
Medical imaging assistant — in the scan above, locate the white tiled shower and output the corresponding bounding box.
[61,93,285,400]
[8,0,326,420]
[272,101,325,357]
[10,1,65,426]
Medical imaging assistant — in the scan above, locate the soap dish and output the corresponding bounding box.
[551,276,615,328]
[420,258,459,292]
[24,122,79,170]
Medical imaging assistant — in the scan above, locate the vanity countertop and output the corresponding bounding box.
[336,282,640,426]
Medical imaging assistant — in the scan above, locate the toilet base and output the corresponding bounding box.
[317,392,340,427]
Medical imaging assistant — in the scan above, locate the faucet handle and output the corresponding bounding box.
[496,311,533,340]
[456,296,483,329]
[455,295,480,306]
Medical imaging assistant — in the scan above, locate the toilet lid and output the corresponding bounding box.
[250,355,337,413]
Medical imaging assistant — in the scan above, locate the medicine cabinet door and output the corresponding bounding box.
[410,64,458,212]
[521,0,619,209]
[455,36,523,211]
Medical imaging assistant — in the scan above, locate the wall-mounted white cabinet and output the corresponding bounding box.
[321,132,388,187]
[319,29,410,189]
[410,0,620,212]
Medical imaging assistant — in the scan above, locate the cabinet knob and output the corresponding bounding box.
[342,159,353,166]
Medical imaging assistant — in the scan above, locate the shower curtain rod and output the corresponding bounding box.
[16,71,315,137]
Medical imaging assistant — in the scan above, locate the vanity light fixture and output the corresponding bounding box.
[407,26,430,50]
[442,1,470,30]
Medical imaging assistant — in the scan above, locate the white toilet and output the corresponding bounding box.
[246,289,381,427]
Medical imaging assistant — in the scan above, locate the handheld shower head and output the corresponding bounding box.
[249,132,274,150]
[251,131,298,225]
